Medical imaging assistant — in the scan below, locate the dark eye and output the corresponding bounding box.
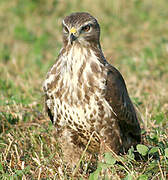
[63,26,69,33]
[82,24,91,32]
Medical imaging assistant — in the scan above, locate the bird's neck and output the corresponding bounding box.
[61,43,105,72]
[59,43,106,90]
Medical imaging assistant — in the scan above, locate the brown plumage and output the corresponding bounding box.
[43,12,141,167]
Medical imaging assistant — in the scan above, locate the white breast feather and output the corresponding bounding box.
[44,45,113,129]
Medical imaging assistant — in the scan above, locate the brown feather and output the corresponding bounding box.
[104,64,141,151]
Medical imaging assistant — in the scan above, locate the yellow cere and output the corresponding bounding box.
[70,27,77,34]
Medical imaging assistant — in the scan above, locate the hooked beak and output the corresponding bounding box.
[69,27,78,44]
[70,33,77,44]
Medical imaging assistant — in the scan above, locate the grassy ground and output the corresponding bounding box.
[0,0,168,179]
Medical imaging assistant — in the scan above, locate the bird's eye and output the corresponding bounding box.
[82,24,91,32]
[63,26,69,33]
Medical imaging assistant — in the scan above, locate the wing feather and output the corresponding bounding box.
[44,94,54,123]
[105,64,141,143]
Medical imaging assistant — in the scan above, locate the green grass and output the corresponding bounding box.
[0,0,168,179]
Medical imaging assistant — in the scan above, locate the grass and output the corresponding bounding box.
[0,0,168,179]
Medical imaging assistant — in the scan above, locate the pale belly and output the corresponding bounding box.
[52,93,112,132]
[50,92,123,155]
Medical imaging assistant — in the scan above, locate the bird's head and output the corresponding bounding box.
[62,12,100,47]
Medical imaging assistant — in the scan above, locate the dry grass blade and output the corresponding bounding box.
[72,131,97,176]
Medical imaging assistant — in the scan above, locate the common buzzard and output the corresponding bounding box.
[43,12,141,167]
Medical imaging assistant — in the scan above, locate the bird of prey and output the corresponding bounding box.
[43,12,141,167]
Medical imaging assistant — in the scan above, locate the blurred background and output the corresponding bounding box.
[0,0,168,111]
[0,0,168,178]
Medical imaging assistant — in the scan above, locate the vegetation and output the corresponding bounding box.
[0,0,168,179]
